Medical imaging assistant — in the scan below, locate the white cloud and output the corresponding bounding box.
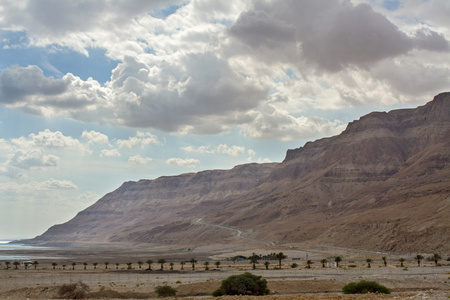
[116,131,160,148]
[240,105,346,141]
[81,130,109,144]
[100,148,121,157]
[216,144,245,157]
[181,145,214,154]
[128,155,152,165]
[0,166,24,179]
[181,144,246,156]
[7,149,59,169]
[11,129,91,154]
[166,157,200,168]
[0,179,78,192]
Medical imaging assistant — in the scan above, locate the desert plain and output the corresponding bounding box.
[0,242,449,299]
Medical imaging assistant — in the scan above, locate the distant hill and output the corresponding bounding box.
[31,93,450,253]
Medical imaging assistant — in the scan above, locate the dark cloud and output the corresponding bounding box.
[228,0,449,72]
[0,65,67,104]
[112,53,268,133]
[414,28,449,52]
[229,10,296,49]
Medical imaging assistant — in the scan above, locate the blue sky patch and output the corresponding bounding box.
[0,31,118,84]
[382,0,402,11]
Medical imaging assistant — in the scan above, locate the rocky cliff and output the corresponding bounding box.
[31,93,450,253]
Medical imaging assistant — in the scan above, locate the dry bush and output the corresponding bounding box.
[57,281,89,299]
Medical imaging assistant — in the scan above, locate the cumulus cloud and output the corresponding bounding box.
[110,53,268,133]
[7,149,59,169]
[128,155,152,165]
[216,144,245,156]
[100,148,121,157]
[116,131,160,148]
[0,65,68,104]
[181,145,214,154]
[81,130,109,144]
[0,0,448,142]
[240,105,346,141]
[11,129,91,154]
[166,157,200,168]
[228,0,449,72]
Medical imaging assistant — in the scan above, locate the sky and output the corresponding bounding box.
[0,0,449,240]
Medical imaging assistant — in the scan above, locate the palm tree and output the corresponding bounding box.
[13,261,20,269]
[158,259,166,270]
[432,254,441,266]
[180,261,185,270]
[305,260,312,269]
[250,256,258,270]
[33,261,39,270]
[83,262,88,270]
[382,256,387,267]
[127,262,132,269]
[276,252,287,269]
[366,258,372,268]
[399,258,405,267]
[215,261,221,269]
[334,256,342,268]
[170,262,174,270]
[104,262,109,269]
[5,261,10,270]
[115,263,120,270]
[72,262,76,270]
[204,261,209,270]
[264,261,270,270]
[190,258,197,270]
[52,262,57,270]
[146,259,153,270]
[320,259,327,268]
[415,255,424,267]
[93,262,98,269]
[137,261,143,269]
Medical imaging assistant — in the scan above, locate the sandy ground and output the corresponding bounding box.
[1,243,449,299]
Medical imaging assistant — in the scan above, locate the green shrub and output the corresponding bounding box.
[291,263,298,268]
[155,285,177,298]
[342,280,390,294]
[212,272,270,297]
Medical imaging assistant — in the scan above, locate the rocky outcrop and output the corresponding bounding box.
[31,93,450,253]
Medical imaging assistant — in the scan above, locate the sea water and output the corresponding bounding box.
[0,240,51,260]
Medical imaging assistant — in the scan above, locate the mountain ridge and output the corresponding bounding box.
[30,92,450,253]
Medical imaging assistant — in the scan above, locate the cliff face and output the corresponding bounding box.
[32,93,450,253]
[33,163,277,244]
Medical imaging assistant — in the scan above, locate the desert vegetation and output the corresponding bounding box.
[212,272,269,297]
[342,280,390,294]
